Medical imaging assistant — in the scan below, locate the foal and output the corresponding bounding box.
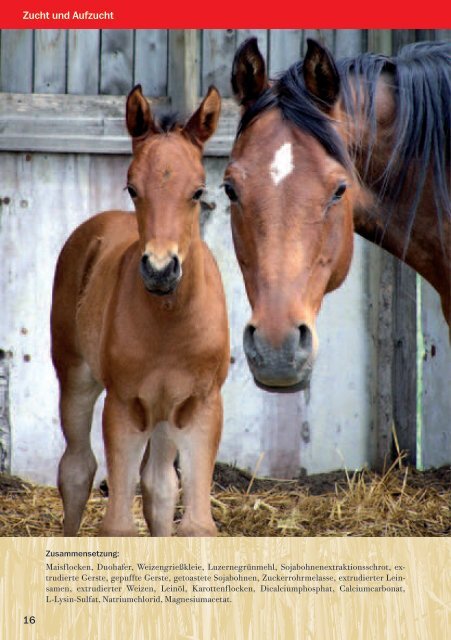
[51,86,229,536]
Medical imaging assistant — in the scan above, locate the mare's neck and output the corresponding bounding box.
[342,70,395,186]
[340,73,398,237]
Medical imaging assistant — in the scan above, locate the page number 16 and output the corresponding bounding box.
[24,616,36,624]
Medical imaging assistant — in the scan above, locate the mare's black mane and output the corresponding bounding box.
[338,41,450,247]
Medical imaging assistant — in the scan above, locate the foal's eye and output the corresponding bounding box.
[332,183,347,201]
[223,183,238,203]
[127,185,138,199]
[192,188,204,202]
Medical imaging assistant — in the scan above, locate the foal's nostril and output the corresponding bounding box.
[169,254,180,278]
[299,324,313,352]
[141,254,151,274]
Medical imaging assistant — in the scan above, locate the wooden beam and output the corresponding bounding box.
[391,30,418,466]
[366,30,418,469]
[366,30,396,472]
[392,263,417,465]
[0,93,239,156]
[168,30,199,117]
[0,354,11,474]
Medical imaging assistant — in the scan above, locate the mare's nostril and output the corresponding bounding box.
[243,324,256,347]
[243,324,261,365]
[299,324,312,352]
[243,323,313,390]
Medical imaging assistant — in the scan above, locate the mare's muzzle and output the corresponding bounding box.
[140,254,182,295]
[243,324,313,392]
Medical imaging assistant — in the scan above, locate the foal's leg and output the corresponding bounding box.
[100,392,149,536]
[176,390,222,537]
[57,361,102,536]
[140,422,179,536]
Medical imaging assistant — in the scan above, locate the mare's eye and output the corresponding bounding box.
[127,185,138,199]
[223,183,238,203]
[332,183,347,201]
[192,188,204,202]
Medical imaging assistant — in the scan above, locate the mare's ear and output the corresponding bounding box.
[126,84,157,140]
[183,86,221,147]
[231,37,268,108]
[303,39,340,110]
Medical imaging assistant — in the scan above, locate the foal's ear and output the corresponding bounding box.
[183,86,221,147]
[126,84,157,139]
[303,39,340,109]
[231,37,268,108]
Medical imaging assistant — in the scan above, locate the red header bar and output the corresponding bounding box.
[1,1,450,28]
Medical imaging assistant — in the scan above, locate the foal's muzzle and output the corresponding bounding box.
[243,324,314,392]
[140,253,182,295]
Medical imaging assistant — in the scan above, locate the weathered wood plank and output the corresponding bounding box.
[420,280,451,469]
[67,30,100,95]
[268,30,301,77]
[100,30,134,95]
[0,93,239,156]
[392,29,417,52]
[334,30,364,57]
[392,263,417,464]
[168,30,199,116]
[390,30,419,465]
[366,29,395,472]
[0,353,11,474]
[0,152,130,485]
[367,30,391,54]
[34,30,67,94]
[434,29,451,41]
[201,30,236,97]
[0,30,33,93]
[416,29,437,42]
[373,254,397,471]
[135,30,168,97]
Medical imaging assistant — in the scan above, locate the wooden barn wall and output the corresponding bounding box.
[2,29,448,97]
[0,29,449,485]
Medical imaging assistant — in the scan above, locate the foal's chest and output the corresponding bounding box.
[103,306,222,426]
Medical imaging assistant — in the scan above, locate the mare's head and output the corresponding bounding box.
[225,39,355,391]
[126,85,221,295]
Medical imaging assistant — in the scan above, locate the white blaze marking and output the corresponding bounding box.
[270,142,294,185]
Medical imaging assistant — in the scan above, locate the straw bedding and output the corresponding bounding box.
[0,461,449,537]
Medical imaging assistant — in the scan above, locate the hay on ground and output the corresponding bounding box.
[0,461,449,537]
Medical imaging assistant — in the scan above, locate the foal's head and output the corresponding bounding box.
[126,85,221,295]
[225,39,355,391]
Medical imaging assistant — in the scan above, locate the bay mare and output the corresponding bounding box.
[224,38,450,391]
[51,86,229,536]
